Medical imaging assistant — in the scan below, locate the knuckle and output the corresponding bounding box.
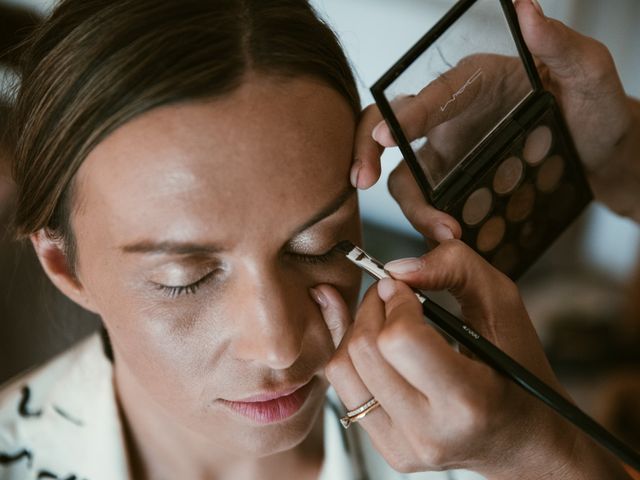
[385,290,416,315]
[411,206,440,232]
[588,40,615,72]
[419,445,447,470]
[384,451,420,474]
[347,330,377,360]
[377,319,413,354]
[402,430,448,469]
[323,358,340,383]
[453,393,489,434]
[502,276,520,300]
[360,102,380,119]
[576,39,617,85]
[324,354,347,384]
[437,239,467,264]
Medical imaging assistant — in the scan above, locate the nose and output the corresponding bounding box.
[230,266,306,370]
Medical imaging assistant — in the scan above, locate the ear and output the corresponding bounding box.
[31,230,99,314]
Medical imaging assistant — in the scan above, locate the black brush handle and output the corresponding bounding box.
[420,296,640,471]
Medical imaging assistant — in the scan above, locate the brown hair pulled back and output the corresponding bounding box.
[11,0,360,262]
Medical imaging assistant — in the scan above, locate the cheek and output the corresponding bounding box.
[106,294,223,398]
[81,256,229,410]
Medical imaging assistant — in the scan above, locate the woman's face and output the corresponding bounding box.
[70,76,361,455]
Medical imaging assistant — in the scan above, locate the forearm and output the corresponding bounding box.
[587,96,640,223]
[556,432,633,480]
[486,437,633,480]
[481,413,633,480]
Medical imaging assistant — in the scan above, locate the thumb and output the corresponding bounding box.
[515,0,596,79]
[382,240,506,318]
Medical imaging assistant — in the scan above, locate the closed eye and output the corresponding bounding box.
[287,250,336,265]
[154,271,216,298]
[285,242,344,265]
[154,240,347,298]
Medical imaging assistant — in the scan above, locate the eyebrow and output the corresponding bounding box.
[120,185,356,256]
[291,185,356,237]
[121,241,224,256]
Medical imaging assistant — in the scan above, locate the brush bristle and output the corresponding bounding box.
[334,240,356,255]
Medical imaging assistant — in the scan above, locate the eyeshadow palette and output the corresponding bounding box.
[371,0,592,279]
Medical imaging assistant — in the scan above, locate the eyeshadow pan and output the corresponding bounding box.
[506,183,536,222]
[477,216,506,253]
[493,156,524,195]
[462,187,493,226]
[523,125,552,166]
[536,155,565,193]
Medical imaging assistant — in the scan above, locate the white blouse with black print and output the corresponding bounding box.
[0,335,484,480]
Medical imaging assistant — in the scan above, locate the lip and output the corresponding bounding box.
[220,378,315,424]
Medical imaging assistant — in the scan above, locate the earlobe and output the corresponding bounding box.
[30,230,98,314]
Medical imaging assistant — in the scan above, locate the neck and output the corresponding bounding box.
[113,361,325,480]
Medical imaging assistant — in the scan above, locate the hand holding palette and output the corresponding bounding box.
[371,0,592,279]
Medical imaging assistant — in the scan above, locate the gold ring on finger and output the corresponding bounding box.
[339,397,380,429]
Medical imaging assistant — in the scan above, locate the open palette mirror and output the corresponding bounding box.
[371,0,592,279]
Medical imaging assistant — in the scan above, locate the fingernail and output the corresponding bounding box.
[530,0,544,16]
[433,223,454,242]
[384,257,421,275]
[310,287,328,309]
[372,121,386,143]
[377,278,397,301]
[350,160,361,189]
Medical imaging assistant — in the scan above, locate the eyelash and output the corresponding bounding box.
[287,240,345,266]
[156,272,216,298]
[287,250,336,265]
[156,245,341,298]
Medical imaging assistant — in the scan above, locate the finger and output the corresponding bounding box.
[372,58,488,147]
[382,240,515,334]
[318,286,394,429]
[326,333,394,432]
[382,242,543,362]
[328,337,415,477]
[352,104,385,190]
[353,96,419,190]
[369,94,417,147]
[342,284,439,467]
[515,0,611,81]
[375,278,485,396]
[383,240,495,298]
[325,325,379,414]
[388,160,461,242]
[310,284,351,349]
[347,285,432,430]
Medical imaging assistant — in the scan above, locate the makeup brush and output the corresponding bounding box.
[334,240,640,471]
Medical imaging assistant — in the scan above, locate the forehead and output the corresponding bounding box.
[74,76,356,243]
